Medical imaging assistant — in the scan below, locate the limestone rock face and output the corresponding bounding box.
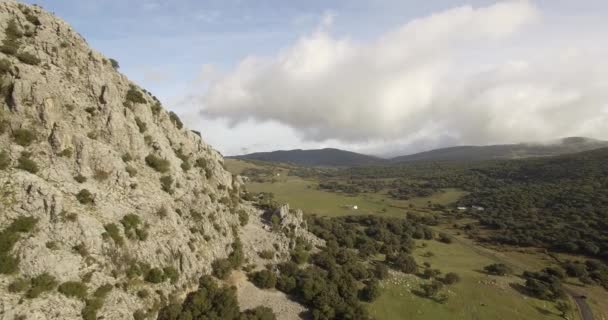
[0,2,316,319]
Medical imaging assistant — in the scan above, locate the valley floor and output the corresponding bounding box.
[226,159,608,320]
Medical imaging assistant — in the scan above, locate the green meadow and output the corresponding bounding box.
[226,159,604,320]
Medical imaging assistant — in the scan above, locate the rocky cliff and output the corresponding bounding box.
[0,1,314,319]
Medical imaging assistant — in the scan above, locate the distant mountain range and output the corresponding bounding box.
[229,148,383,167]
[230,137,608,167]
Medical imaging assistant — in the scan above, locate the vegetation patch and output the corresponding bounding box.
[135,117,147,133]
[0,216,38,274]
[16,52,41,65]
[76,189,94,204]
[145,154,170,173]
[58,281,88,300]
[249,269,277,289]
[16,152,38,173]
[103,223,124,247]
[109,58,119,69]
[169,111,183,129]
[126,85,146,104]
[160,175,174,194]
[157,275,277,320]
[12,128,36,146]
[26,273,58,299]
[0,150,11,170]
[74,174,87,183]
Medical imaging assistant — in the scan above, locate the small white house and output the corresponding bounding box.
[353,205,358,210]
[472,205,485,211]
[457,206,467,211]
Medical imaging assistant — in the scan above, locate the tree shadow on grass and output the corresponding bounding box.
[411,290,449,304]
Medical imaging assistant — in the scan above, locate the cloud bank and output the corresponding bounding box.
[200,1,608,148]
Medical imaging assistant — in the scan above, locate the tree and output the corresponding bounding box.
[442,272,461,285]
[387,252,418,274]
[249,270,277,289]
[359,279,381,302]
[484,263,511,276]
[420,280,443,298]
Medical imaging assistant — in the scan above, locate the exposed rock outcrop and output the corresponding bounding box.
[0,2,316,319]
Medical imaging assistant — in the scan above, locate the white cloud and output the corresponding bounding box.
[198,1,608,150]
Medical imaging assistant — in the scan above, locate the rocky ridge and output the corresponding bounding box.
[0,1,314,319]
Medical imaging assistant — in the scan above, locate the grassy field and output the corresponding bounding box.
[225,159,465,218]
[368,238,575,320]
[226,159,606,320]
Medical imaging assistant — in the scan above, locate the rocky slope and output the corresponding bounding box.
[0,1,315,319]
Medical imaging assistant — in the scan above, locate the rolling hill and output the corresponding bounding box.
[230,148,385,167]
[390,137,608,163]
[232,137,608,167]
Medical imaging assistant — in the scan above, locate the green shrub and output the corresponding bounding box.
[151,102,162,115]
[46,241,59,250]
[26,273,58,298]
[157,276,240,320]
[133,310,147,320]
[74,174,87,183]
[163,266,179,284]
[156,206,168,218]
[145,154,170,173]
[0,150,10,170]
[0,216,38,274]
[93,284,113,298]
[442,272,461,285]
[25,13,41,26]
[84,107,96,115]
[359,279,380,302]
[144,268,164,284]
[76,189,94,204]
[59,147,73,157]
[1,19,22,55]
[16,52,41,65]
[9,216,38,233]
[181,161,191,172]
[249,270,276,289]
[0,253,19,274]
[484,263,511,276]
[290,248,309,265]
[58,281,88,300]
[212,259,232,280]
[124,165,136,177]
[258,250,274,260]
[238,210,249,226]
[135,117,147,133]
[137,289,150,299]
[241,306,277,320]
[8,278,29,293]
[109,58,119,69]
[0,59,11,74]
[104,223,124,246]
[160,175,173,193]
[169,112,183,129]
[12,128,36,146]
[82,298,104,320]
[126,86,146,104]
[17,153,38,173]
[122,153,133,162]
[73,243,89,257]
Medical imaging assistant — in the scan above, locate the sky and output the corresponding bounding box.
[27,0,608,156]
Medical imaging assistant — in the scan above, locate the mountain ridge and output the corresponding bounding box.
[231,137,608,167]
